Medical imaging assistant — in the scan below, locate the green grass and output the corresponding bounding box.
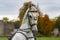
[37,37,60,40]
[0,37,8,40]
[0,37,60,40]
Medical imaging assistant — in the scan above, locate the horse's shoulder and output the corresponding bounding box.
[12,32,27,40]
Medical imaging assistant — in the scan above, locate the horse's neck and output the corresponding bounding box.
[19,18,30,29]
[19,21,34,37]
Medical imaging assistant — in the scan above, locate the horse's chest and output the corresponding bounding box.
[26,32,35,40]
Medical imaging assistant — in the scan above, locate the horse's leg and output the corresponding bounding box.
[12,33,26,40]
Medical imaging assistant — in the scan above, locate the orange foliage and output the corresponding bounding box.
[38,14,56,35]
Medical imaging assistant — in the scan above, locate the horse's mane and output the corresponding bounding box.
[18,2,36,25]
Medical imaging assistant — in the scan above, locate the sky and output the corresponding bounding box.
[0,0,60,20]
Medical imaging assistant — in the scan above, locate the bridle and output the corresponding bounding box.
[18,13,37,40]
[12,6,37,40]
[17,11,37,40]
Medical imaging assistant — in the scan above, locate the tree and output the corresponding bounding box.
[55,16,60,31]
[38,14,55,36]
[8,20,14,25]
[41,14,50,35]
[14,20,20,29]
[2,17,9,22]
[37,14,43,33]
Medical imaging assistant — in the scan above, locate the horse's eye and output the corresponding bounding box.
[29,16,32,18]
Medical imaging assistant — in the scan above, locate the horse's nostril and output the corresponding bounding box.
[34,18,37,20]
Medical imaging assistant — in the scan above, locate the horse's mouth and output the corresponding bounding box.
[31,23,37,27]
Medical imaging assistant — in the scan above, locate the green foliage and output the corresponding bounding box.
[55,16,60,31]
[2,17,9,22]
[14,20,20,29]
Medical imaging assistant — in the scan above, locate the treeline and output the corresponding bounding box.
[1,14,60,36]
[1,17,20,29]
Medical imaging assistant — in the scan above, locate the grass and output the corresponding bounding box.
[0,37,8,40]
[0,37,60,40]
[37,37,60,40]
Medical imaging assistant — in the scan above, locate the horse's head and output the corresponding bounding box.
[20,4,39,32]
[28,6,39,32]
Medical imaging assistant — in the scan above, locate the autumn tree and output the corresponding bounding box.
[38,14,56,36]
[51,18,57,29]
[41,14,51,35]
[37,14,43,33]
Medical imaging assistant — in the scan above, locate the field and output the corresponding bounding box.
[0,37,60,40]
[37,37,60,40]
[0,37,8,40]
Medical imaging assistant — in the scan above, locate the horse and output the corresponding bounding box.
[10,5,39,40]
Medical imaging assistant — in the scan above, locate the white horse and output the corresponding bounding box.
[11,6,39,40]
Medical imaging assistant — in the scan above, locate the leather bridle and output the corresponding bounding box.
[16,12,37,40]
[15,6,37,40]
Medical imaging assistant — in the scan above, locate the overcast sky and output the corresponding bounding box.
[0,0,60,20]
